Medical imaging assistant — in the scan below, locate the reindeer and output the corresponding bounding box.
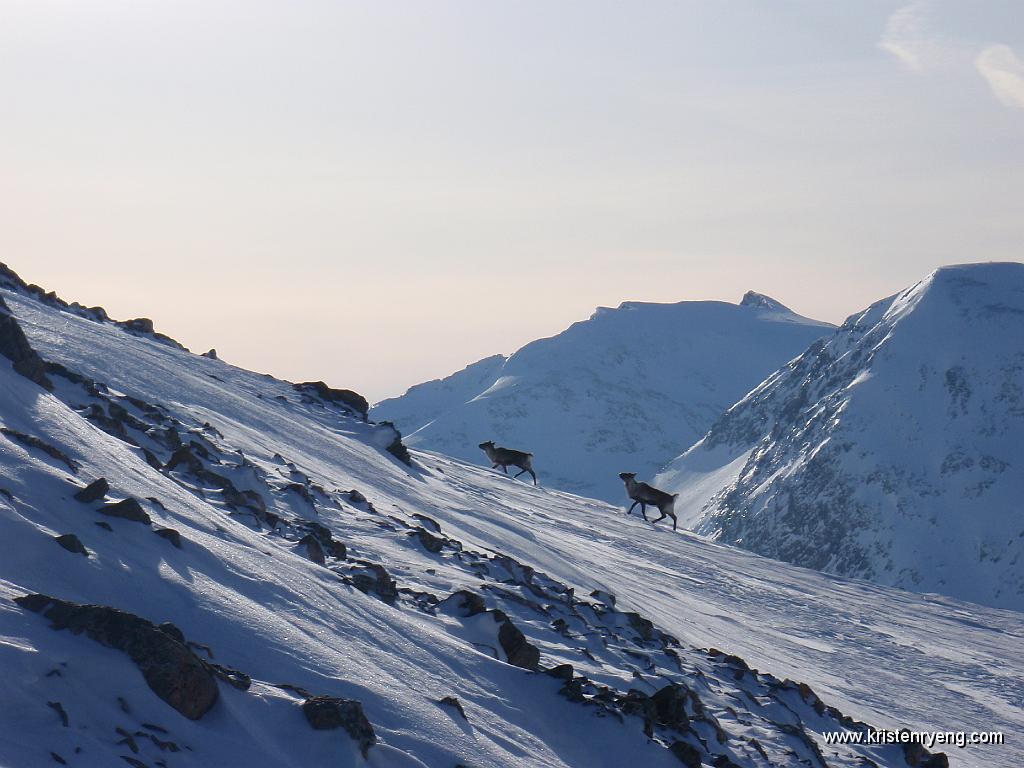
[618,472,678,530]
[479,441,537,485]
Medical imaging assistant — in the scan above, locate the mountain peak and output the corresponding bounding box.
[739,291,790,312]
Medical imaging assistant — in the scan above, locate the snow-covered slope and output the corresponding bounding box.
[1,264,1020,768]
[373,294,832,503]
[657,263,1024,611]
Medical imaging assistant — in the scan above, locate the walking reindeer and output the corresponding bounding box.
[619,472,678,530]
[479,441,537,485]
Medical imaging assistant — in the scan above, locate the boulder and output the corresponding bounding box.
[301,696,376,756]
[101,498,151,524]
[293,381,369,418]
[0,295,53,389]
[494,611,540,670]
[154,528,183,549]
[14,594,218,720]
[297,534,326,565]
[669,740,702,767]
[53,534,88,556]
[74,477,109,503]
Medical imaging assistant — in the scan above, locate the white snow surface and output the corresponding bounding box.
[373,295,832,503]
[657,263,1024,612]
[0,276,1020,768]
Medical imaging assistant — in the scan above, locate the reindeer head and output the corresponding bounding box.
[618,472,636,482]
[479,441,496,451]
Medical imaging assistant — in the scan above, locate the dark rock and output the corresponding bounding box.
[650,684,693,731]
[47,700,69,726]
[376,421,412,466]
[349,563,398,604]
[102,498,151,524]
[165,445,204,474]
[494,612,540,670]
[293,381,369,418]
[624,612,655,641]
[154,528,183,549]
[297,534,326,565]
[669,740,702,767]
[544,664,574,681]
[74,477,110,503]
[0,295,53,389]
[95,521,113,531]
[301,696,376,756]
[14,594,218,720]
[414,528,444,553]
[201,349,218,360]
[142,449,163,470]
[437,696,467,719]
[439,590,487,617]
[54,534,88,556]
[120,318,155,334]
[0,429,77,471]
[50,753,67,765]
[209,663,251,690]
[346,489,367,504]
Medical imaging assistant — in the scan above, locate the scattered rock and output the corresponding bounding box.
[201,349,218,360]
[494,611,540,670]
[438,590,487,617]
[437,696,467,719]
[54,534,88,556]
[95,521,113,532]
[15,594,219,720]
[49,753,67,765]
[544,664,574,681]
[46,700,69,727]
[154,528,183,549]
[413,528,444,553]
[1,429,76,471]
[293,381,369,418]
[669,740,702,767]
[296,534,326,565]
[101,498,151,524]
[0,295,53,389]
[74,477,110,503]
[301,696,376,756]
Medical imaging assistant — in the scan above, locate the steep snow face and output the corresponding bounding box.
[374,297,832,502]
[657,262,1024,611]
[2,270,1019,767]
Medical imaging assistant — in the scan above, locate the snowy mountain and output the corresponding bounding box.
[657,263,1024,611]
[373,294,833,503]
[1,262,1021,768]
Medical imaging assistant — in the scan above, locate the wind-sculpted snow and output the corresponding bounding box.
[373,296,832,502]
[658,263,1024,611]
[0,268,1019,767]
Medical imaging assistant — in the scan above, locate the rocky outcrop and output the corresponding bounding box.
[301,696,376,756]
[493,611,540,671]
[14,594,219,720]
[292,381,369,418]
[0,295,53,389]
[73,477,110,503]
[54,534,88,556]
[101,498,152,524]
[1,429,77,471]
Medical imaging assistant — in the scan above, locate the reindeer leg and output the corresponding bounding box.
[513,467,527,478]
[528,468,537,486]
[627,500,639,517]
[639,503,649,521]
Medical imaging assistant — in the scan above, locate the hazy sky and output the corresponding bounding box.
[2,1,1022,400]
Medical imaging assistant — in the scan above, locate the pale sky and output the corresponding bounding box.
[2,1,1022,401]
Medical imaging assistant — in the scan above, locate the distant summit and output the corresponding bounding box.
[658,262,1024,610]
[373,297,832,501]
[739,291,790,312]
